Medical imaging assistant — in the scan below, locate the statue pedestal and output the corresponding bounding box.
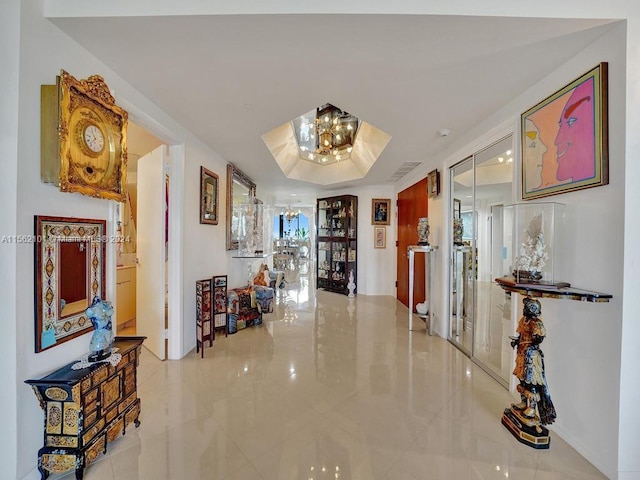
[501,407,550,449]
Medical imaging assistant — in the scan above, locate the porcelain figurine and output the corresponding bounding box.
[85,296,114,362]
[347,269,356,297]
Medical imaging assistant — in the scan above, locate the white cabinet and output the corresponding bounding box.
[116,266,136,328]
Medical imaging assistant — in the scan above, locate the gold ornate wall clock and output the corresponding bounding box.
[41,70,128,201]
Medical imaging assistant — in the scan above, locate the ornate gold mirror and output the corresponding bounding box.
[35,215,106,352]
[226,164,256,250]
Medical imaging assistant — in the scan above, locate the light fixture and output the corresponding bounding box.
[282,205,300,222]
[292,103,359,165]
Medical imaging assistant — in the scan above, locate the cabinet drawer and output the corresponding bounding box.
[92,367,109,385]
[82,417,105,445]
[100,372,122,414]
[124,402,140,428]
[46,435,78,448]
[106,417,124,443]
[84,410,98,428]
[119,392,137,414]
[84,435,106,466]
[84,387,98,406]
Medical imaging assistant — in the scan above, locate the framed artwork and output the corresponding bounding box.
[374,226,386,248]
[372,198,391,225]
[427,169,440,198]
[521,62,608,200]
[200,166,219,225]
[34,215,106,352]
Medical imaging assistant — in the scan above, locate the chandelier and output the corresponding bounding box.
[292,103,359,165]
[282,206,300,222]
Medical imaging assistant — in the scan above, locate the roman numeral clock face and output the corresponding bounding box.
[70,106,113,185]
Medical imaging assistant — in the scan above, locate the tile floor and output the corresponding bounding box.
[59,266,606,479]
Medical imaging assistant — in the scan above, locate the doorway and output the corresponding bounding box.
[448,135,514,385]
[115,122,168,360]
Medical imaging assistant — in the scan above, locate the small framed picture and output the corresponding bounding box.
[200,166,219,225]
[372,198,391,225]
[427,169,440,198]
[374,226,386,249]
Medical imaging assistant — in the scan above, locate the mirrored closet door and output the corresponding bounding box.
[449,135,514,385]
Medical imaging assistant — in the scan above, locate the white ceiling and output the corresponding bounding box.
[47,12,615,205]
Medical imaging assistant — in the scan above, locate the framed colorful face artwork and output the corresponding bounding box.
[521,63,608,200]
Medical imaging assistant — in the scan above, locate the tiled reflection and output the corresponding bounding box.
[57,260,605,479]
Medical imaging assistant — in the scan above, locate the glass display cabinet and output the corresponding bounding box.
[502,202,564,284]
[316,195,357,295]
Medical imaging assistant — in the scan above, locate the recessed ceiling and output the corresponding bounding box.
[45,8,617,205]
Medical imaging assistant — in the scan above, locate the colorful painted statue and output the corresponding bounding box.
[509,297,557,426]
[85,296,114,362]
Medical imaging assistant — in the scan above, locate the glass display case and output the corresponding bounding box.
[502,202,564,284]
[316,195,357,295]
[233,201,275,257]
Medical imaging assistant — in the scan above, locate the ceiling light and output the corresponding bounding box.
[498,157,504,163]
[437,128,452,137]
[507,157,513,163]
[282,206,301,222]
[506,150,512,155]
[292,103,359,166]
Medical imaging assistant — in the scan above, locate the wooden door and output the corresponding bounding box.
[397,178,428,308]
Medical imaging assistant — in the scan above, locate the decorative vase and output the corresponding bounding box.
[453,218,464,245]
[417,217,430,245]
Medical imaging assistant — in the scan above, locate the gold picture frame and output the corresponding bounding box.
[521,63,608,200]
[372,198,391,225]
[200,166,219,225]
[374,226,386,249]
[427,169,440,198]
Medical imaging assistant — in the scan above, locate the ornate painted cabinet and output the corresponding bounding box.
[316,195,358,295]
[25,336,145,480]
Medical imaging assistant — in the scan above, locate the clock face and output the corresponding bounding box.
[83,124,104,154]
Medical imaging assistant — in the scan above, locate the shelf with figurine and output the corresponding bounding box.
[316,195,357,295]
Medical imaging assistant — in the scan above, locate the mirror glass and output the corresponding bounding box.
[226,164,256,250]
[58,241,89,318]
[35,216,106,352]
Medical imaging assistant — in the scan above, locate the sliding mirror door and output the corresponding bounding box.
[449,135,514,385]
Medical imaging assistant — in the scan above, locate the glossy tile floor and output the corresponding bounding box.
[62,263,606,480]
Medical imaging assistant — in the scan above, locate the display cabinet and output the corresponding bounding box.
[212,275,228,336]
[195,278,213,358]
[25,337,145,480]
[316,195,357,295]
[502,202,564,284]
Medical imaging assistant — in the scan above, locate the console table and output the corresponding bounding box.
[495,277,612,449]
[25,336,145,479]
[407,245,438,334]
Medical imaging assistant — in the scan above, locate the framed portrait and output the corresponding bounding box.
[521,62,608,200]
[200,166,219,225]
[427,169,440,198]
[372,198,391,225]
[374,226,386,249]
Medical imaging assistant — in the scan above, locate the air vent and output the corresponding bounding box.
[386,162,422,182]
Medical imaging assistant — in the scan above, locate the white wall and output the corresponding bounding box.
[0,1,21,478]
[397,22,626,479]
